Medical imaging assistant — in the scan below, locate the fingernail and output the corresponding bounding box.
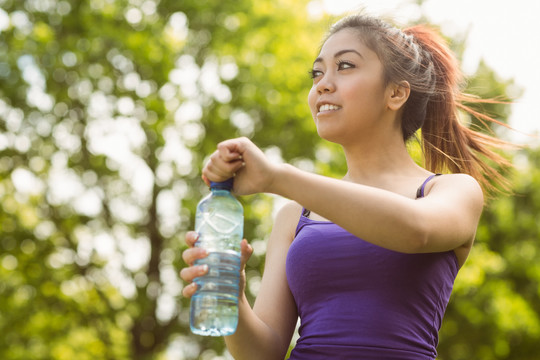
[199,265,208,274]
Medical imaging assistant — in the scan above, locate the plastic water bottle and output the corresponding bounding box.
[190,178,243,336]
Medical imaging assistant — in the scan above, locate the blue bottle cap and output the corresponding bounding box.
[210,178,234,190]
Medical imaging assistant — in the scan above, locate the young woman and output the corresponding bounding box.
[180,14,510,360]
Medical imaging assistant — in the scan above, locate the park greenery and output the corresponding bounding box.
[0,0,538,359]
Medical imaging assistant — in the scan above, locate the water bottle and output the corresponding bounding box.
[190,178,243,336]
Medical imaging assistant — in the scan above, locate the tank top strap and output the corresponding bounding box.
[294,208,311,237]
[415,174,442,199]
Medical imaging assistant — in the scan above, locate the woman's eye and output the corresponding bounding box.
[337,61,354,70]
[309,69,323,79]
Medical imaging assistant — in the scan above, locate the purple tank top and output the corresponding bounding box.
[285,175,458,359]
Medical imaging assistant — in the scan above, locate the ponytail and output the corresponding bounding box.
[405,25,513,196]
[326,15,513,196]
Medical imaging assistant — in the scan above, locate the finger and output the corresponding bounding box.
[203,160,234,183]
[212,148,244,168]
[232,159,247,174]
[180,264,208,283]
[203,163,243,183]
[240,239,253,269]
[204,153,244,181]
[185,231,199,247]
[218,147,243,162]
[217,138,248,161]
[206,152,232,176]
[201,174,210,187]
[182,282,198,298]
[182,247,208,266]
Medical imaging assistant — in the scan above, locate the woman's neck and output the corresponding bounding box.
[341,136,427,186]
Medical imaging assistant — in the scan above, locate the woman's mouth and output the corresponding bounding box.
[318,104,342,114]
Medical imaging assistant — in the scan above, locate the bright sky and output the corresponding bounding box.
[313,0,540,145]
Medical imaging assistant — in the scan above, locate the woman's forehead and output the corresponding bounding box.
[317,29,376,60]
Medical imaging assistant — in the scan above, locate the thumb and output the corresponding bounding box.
[240,239,253,269]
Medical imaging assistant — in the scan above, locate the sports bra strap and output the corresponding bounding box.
[416,174,442,199]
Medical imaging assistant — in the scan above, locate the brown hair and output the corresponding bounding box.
[325,15,512,195]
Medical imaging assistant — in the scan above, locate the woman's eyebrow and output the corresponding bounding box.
[313,49,364,65]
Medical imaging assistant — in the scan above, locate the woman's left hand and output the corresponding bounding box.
[202,137,279,195]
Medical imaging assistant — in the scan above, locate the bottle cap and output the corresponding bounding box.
[210,178,234,190]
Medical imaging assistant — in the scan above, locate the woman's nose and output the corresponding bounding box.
[316,74,335,94]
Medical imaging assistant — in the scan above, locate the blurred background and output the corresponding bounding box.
[0,0,538,359]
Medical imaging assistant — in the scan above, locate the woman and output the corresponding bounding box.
[180,14,510,359]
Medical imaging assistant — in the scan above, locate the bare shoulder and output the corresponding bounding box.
[427,173,484,209]
[276,199,303,216]
[272,200,303,240]
[432,173,482,194]
[276,200,302,227]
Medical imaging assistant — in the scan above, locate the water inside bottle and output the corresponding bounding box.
[191,186,243,336]
[190,251,241,336]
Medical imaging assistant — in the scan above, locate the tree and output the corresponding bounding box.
[0,0,324,358]
[437,146,540,360]
[0,0,538,359]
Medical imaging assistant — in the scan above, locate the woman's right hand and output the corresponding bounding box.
[180,231,254,299]
[202,137,280,196]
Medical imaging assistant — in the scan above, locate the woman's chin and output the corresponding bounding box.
[316,128,343,145]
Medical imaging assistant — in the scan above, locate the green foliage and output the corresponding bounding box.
[0,1,538,359]
[0,0,325,358]
[438,147,540,359]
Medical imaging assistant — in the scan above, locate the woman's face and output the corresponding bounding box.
[307,29,391,145]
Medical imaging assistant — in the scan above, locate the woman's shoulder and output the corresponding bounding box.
[271,200,303,241]
[425,173,483,202]
[275,200,303,223]
[434,173,481,189]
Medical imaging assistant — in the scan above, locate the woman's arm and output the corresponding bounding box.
[224,201,299,360]
[203,137,484,255]
[270,164,483,254]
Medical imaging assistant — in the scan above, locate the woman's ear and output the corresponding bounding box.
[387,81,410,111]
